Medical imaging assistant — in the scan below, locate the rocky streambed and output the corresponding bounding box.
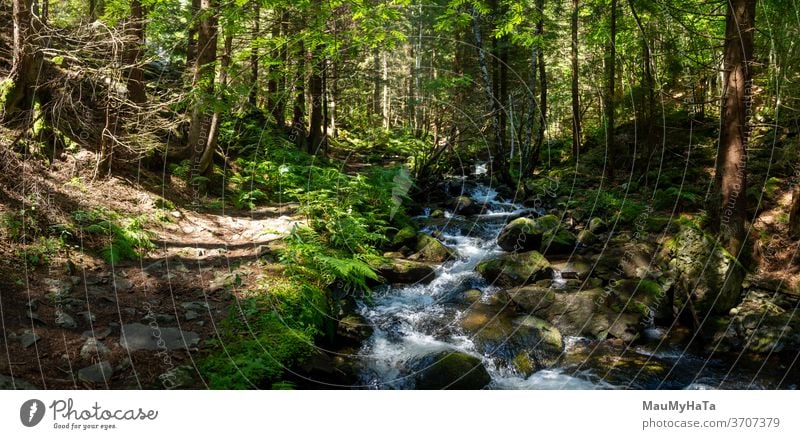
[343,181,800,389]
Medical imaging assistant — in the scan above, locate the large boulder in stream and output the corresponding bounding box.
[375,259,436,284]
[408,234,456,263]
[459,303,563,376]
[447,196,483,215]
[497,215,558,252]
[497,215,576,255]
[496,280,667,342]
[475,251,552,287]
[412,350,491,389]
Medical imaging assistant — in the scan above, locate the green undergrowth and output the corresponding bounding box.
[199,278,328,389]
[72,208,156,263]
[199,120,414,388]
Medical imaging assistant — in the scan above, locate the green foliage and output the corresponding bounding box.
[200,301,316,389]
[73,209,155,264]
[281,226,380,292]
[652,187,702,211]
[21,236,65,266]
[587,188,648,225]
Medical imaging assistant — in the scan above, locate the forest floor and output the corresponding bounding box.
[0,147,304,389]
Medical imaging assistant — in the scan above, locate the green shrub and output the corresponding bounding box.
[73,209,155,263]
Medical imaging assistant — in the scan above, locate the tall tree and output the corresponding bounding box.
[570,0,581,159]
[3,0,38,126]
[709,0,756,283]
[268,9,286,126]
[248,0,259,107]
[472,6,505,182]
[186,0,219,176]
[603,0,617,179]
[125,0,147,104]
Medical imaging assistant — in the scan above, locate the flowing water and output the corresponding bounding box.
[355,183,781,389]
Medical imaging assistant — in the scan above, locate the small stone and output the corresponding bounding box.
[181,301,210,312]
[26,310,46,325]
[55,311,78,329]
[729,308,739,316]
[80,338,111,361]
[0,374,38,390]
[77,311,96,324]
[159,365,196,389]
[81,327,112,340]
[78,361,113,384]
[185,310,199,321]
[120,323,200,351]
[113,278,134,293]
[170,210,182,218]
[20,332,41,348]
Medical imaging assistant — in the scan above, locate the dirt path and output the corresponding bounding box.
[1,197,304,389]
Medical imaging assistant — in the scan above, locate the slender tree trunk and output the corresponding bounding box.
[535,0,546,169]
[268,10,285,126]
[382,52,390,129]
[570,0,581,159]
[187,0,218,177]
[126,0,147,104]
[291,38,306,149]
[3,0,38,126]
[472,6,506,181]
[371,49,380,123]
[199,33,231,175]
[709,0,755,269]
[627,0,653,165]
[186,0,200,67]
[791,185,800,239]
[249,0,259,107]
[604,0,617,179]
[308,32,325,155]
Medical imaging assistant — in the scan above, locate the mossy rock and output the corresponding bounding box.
[375,259,436,284]
[506,286,556,312]
[448,196,481,215]
[413,351,491,390]
[540,228,577,256]
[588,217,607,233]
[410,234,455,263]
[392,225,418,248]
[497,217,540,252]
[577,229,597,245]
[475,251,552,287]
[461,288,483,304]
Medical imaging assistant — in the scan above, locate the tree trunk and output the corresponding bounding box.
[382,52,390,129]
[627,0,653,166]
[186,0,200,67]
[198,33,231,176]
[603,0,617,179]
[3,0,38,126]
[308,46,324,155]
[186,0,218,178]
[472,6,506,181]
[126,0,147,104]
[570,0,581,159]
[709,0,755,268]
[291,38,306,149]
[249,0,259,107]
[268,9,285,126]
[791,183,800,239]
[535,0,546,169]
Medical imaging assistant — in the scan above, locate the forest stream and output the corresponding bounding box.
[353,181,784,390]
